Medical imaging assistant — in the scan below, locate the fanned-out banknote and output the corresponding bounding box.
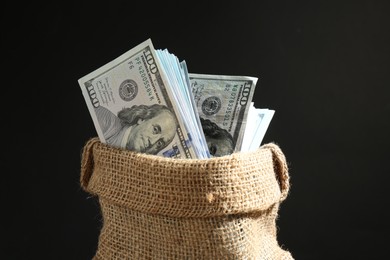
[155,49,210,159]
[189,73,258,157]
[78,39,197,159]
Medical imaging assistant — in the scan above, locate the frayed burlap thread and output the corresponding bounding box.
[81,137,293,259]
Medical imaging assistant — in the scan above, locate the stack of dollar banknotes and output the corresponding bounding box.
[78,39,274,159]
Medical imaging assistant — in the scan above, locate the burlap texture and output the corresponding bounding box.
[81,137,293,259]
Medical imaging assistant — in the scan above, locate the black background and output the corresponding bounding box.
[3,1,390,259]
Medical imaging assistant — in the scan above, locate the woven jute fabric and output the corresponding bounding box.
[80,137,293,259]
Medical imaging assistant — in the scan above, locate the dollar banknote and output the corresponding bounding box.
[155,49,210,159]
[241,103,275,151]
[189,73,258,156]
[78,39,197,159]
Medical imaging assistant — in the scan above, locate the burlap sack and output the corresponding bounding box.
[80,137,293,260]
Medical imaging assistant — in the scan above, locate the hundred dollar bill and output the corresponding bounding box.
[155,49,210,159]
[189,73,258,157]
[78,39,197,159]
[241,103,275,151]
